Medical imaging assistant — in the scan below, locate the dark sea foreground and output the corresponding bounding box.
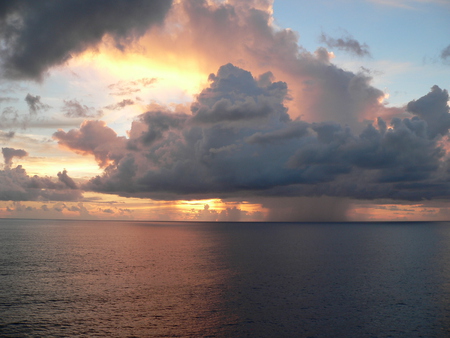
[1,220,450,337]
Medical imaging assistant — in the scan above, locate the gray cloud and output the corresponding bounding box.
[53,120,126,167]
[104,99,135,111]
[0,165,83,201]
[406,85,450,138]
[441,45,450,61]
[246,121,310,145]
[320,33,371,57]
[51,65,448,205]
[0,0,173,80]
[25,93,51,114]
[191,64,289,124]
[0,97,18,104]
[62,99,103,118]
[0,107,21,129]
[57,169,78,189]
[0,130,14,140]
[2,147,28,168]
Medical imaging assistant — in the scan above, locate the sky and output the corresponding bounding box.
[1,0,450,222]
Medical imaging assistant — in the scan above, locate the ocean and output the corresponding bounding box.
[1,219,450,337]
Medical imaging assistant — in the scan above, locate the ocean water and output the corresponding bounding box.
[1,220,450,337]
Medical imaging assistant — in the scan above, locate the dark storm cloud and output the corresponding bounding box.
[62,99,103,118]
[2,147,28,168]
[132,110,188,146]
[320,33,371,57]
[51,64,446,203]
[25,94,51,114]
[246,121,310,145]
[0,0,173,80]
[0,165,82,201]
[104,99,134,111]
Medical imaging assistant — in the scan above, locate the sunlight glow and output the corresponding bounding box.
[73,44,209,104]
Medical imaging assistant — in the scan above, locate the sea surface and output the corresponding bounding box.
[1,219,450,337]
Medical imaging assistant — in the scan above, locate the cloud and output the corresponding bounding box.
[62,99,103,118]
[0,165,83,201]
[2,147,28,168]
[0,0,173,80]
[0,107,20,129]
[0,131,14,141]
[0,97,18,104]
[53,120,126,167]
[135,0,384,128]
[441,45,450,62]
[51,64,447,208]
[25,94,51,115]
[3,0,448,221]
[191,64,289,124]
[57,169,78,189]
[246,121,310,145]
[189,203,261,222]
[1,102,81,130]
[320,33,371,57]
[104,99,135,110]
[107,78,158,96]
[4,201,93,219]
[406,85,450,138]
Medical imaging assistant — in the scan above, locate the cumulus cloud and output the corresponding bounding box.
[3,0,449,221]
[0,165,82,201]
[62,99,103,118]
[406,85,450,138]
[136,0,384,129]
[320,33,371,57]
[53,120,126,167]
[2,147,28,168]
[0,0,173,80]
[25,94,51,115]
[191,64,289,124]
[50,65,449,209]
